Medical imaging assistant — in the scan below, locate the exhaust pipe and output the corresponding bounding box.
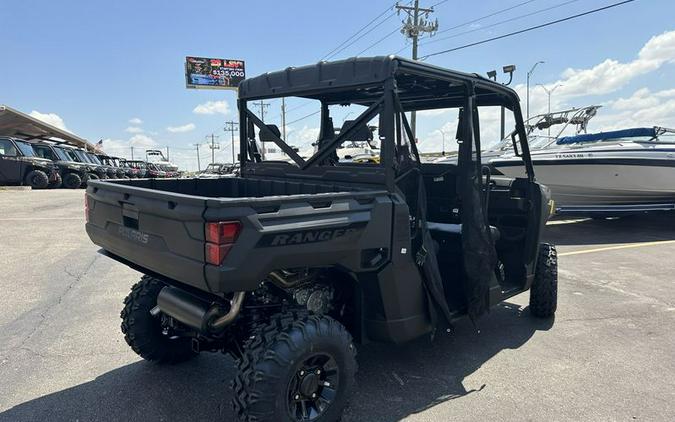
[156,286,245,333]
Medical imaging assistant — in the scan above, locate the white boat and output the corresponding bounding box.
[491,125,675,215]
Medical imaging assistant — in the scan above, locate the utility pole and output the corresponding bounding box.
[206,134,220,164]
[397,0,438,139]
[130,146,134,160]
[224,121,239,165]
[252,100,270,122]
[166,146,170,161]
[527,61,545,121]
[194,143,201,171]
[252,100,270,160]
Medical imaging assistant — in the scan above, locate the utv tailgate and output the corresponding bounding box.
[86,179,392,293]
[86,182,209,290]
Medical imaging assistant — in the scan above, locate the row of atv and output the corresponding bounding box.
[0,136,178,189]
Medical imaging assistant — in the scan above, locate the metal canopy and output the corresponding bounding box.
[0,105,94,151]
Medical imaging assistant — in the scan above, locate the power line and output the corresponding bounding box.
[357,27,402,55]
[418,0,581,49]
[328,0,415,59]
[437,0,539,36]
[286,110,321,126]
[321,4,395,60]
[421,0,637,60]
[325,11,399,60]
[430,0,450,7]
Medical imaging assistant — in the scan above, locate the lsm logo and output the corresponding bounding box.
[257,224,365,247]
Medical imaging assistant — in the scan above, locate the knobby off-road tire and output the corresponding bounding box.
[530,243,558,318]
[63,173,82,189]
[120,275,197,364]
[233,311,357,422]
[25,170,49,189]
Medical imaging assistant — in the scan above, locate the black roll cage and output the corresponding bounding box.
[237,56,535,190]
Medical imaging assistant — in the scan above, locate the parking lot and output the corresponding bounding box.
[1,189,674,421]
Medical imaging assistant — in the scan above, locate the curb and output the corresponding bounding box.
[0,186,32,191]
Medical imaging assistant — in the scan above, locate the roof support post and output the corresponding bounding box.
[381,78,397,191]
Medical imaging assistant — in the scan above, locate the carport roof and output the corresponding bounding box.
[0,104,94,151]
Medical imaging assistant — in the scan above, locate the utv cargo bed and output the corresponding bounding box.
[86,177,390,293]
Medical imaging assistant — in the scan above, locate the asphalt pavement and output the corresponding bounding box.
[1,190,674,421]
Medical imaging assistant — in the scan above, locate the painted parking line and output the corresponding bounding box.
[559,239,675,257]
[547,218,590,226]
[0,217,84,221]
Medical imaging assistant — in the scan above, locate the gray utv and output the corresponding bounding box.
[85,57,558,422]
[0,136,61,189]
[31,142,92,188]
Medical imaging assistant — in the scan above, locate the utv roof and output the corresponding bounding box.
[238,56,519,110]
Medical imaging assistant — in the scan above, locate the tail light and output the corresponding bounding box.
[205,221,241,265]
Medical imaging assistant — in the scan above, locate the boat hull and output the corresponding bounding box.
[492,157,675,212]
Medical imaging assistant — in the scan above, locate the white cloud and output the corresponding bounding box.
[591,87,675,131]
[546,31,675,100]
[418,108,450,118]
[125,126,144,133]
[129,134,159,149]
[167,123,196,133]
[508,30,675,119]
[129,117,143,125]
[29,111,68,131]
[193,100,230,115]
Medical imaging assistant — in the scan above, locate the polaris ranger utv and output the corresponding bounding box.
[31,141,92,188]
[0,136,61,188]
[85,57,557,422]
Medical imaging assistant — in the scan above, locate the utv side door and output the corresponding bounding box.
[0,139,23,183]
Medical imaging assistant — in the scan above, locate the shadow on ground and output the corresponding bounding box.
[544,212,675,246]
[1,302,551,422]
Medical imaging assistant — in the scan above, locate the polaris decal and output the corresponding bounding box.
[118,226,149,244]
[257,223,366,247]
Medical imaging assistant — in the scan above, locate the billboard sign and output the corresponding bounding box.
[185,57,245,90]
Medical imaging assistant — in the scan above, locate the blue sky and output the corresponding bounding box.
[1,0,674,169]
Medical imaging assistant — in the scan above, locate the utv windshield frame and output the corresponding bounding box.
[237,56,534,190]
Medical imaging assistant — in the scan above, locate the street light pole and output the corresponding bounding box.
[526,61,545,121]
[537,84,563,136]
[438,129,447,155]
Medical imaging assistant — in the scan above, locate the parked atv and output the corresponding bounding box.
[86,57,558,422]
[0,136,61,189]
[30,141,91,188]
